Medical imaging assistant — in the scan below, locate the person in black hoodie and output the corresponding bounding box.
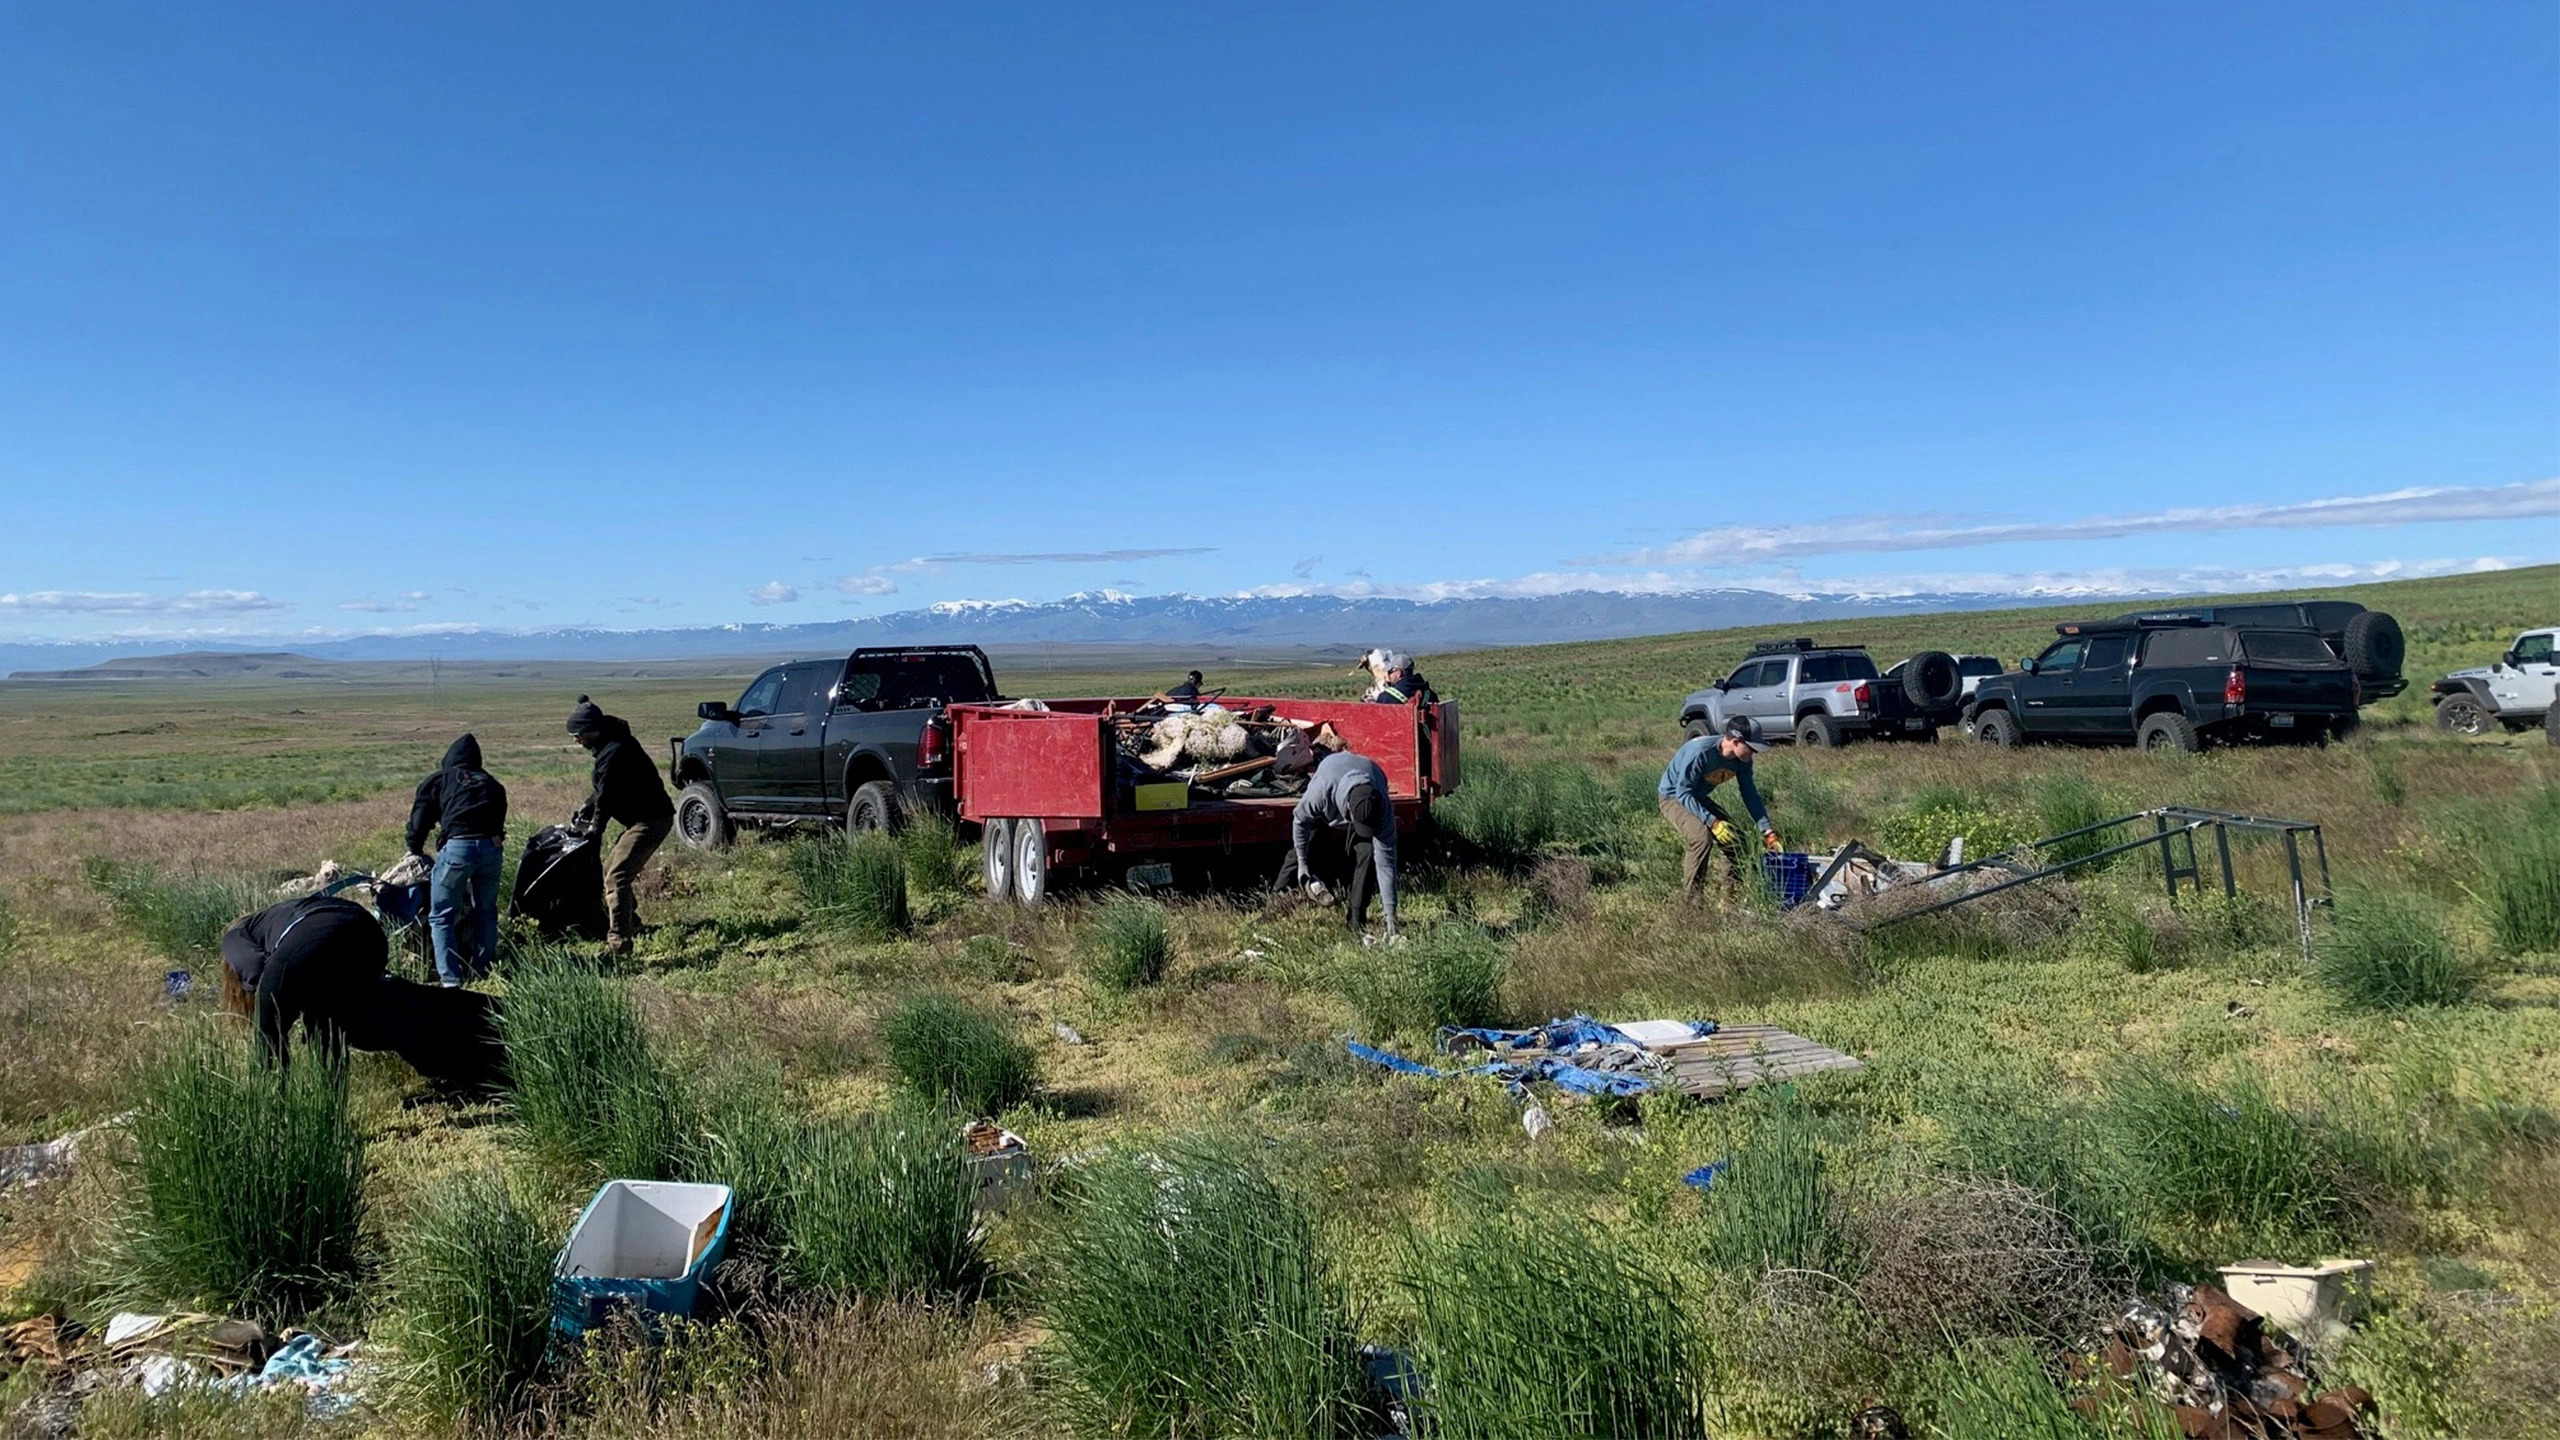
[408,733,508,985]
[567,695,675,956]
[220,895,389,1067]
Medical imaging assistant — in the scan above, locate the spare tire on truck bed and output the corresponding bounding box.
[1900,651,1964,710]
[2342,611,2404,682]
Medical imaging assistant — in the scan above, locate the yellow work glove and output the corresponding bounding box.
[1709,819,1737,847]
[1763,830,1784,855]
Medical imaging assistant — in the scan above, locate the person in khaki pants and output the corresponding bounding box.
[1657,714,1783,898]
[566,696,675,956]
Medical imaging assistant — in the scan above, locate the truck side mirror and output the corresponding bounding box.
[2021,658,2038,674]
[1713,678,1730,690]
[2502,651,2518,668]
[698,701,736,723]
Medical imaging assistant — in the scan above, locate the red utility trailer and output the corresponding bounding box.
[950,695,1461,903]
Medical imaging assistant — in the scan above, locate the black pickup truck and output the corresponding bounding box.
[1967,618,2360,753]
[666,646,998,849]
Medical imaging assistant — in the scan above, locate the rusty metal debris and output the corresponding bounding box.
[2098,1283,2374,1438]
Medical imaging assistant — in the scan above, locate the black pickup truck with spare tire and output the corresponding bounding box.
[2116,599,2404,702]
[665,646,998,849]
[1967,618,2361,753]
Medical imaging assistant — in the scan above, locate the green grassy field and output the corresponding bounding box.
[2,567,2555,1438]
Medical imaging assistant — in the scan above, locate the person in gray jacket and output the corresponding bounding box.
[1285,749,1400,936]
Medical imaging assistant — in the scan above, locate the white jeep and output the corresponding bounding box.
[2430,627,2558,741]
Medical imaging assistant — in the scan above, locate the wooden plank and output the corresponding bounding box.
[1650,1024,1865,1099]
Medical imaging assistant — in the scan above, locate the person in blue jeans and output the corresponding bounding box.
[406,734,509,986]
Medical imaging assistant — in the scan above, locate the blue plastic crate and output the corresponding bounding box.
[1763,852,1817,909]
[552,1180,732,1340]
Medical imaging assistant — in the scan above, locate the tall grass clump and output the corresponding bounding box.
[113,1025,366,1323]
[1699,1086,1855,1278]
[502,955,684,1180]
[1434,752,1616,865]
[83,857,265,968]
[2317,889,2474,1010]
[381,1166,559,1419]
[2032,771,2122,868]
[794,831,911,939]
[882,990,1040,1116]
[1397,1200,1707,1440]
[1342,924,1508,1036]
[1917,1340,2179,1440]
[1046,1142,1370,1440]
[774,1096,985,1301]
[2095,1061,2349,1258]
[895,808,973,897]
[1083,895,1171,990]
[2482,793,2560,954]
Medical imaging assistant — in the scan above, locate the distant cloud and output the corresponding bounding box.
[1614,477,2560,566]
[921,547,1214,566]
[337,591,431,613]
[0,588,287,615]
[1293,555,1322,579]
[746,580,801,606]
[835,573,899,597]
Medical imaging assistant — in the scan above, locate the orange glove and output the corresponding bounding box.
[1763,830,1784,855]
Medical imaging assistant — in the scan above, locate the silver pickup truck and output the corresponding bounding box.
[1679,639,1966,747]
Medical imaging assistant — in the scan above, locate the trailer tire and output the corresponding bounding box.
[2342,611,2404,681]
[674,783,732,852]
[982,818,1015,899]
[2138,712,2202,754]
[847,781,900,834]
[1012,819,1049,906]
[1796,713,1842,748]
[2434,693,2490,736]
[1900,651,1965,710]
[1972,708,2021,748]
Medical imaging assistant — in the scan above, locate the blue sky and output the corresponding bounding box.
[3,3,2554,641]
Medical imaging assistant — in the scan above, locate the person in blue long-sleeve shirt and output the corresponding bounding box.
[1658,715,1783,897]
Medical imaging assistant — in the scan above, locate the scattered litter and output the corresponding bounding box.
[1052,1022,1088,1046]
[378,851,433,889]
[2217,1260,2372,1348]
[136,1352,200,1396]
[162,970,193,1002]
[2097,1282,2374,1437]
[1849,1402,1910,1439]
[2224,1000,2257,1020]
[553,1180,733,1339]
[1361,1345,1421,1436]
[1,1124,95,1191]
[4,1314,71,1368]
[965,1121,1033,1209]
[1681,1161,1728,1190]
[215,1333,361,1416]
[1235,947,1268,963]
[272,861,349,897]
[1643,1023,1867,1100]
[1348,1015,1862,1103]
[1521,1105,1552,1139]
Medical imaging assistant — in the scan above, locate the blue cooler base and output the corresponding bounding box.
[1764,852,1816,909]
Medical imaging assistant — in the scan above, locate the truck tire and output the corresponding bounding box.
[982,818,1015,898]
[2341,611,2404,682]
[2138,712,2202,754]
[2546,705,2559,747]
[1900,651,1964,710]
[847,780,900,834]
[1972,708,2021,748]
[1796,713,1842,748]
[674,782,732,852]
[1683,716,1715,740]
[2434,693,2490,736]
[2327,713,2361,744]
[1012,818,1049,906]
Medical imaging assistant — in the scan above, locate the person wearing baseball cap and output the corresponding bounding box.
[1657,714,1782,899]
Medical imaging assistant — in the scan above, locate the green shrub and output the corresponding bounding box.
[1917,1340,2178,1440]
[1046,1142,1370,1440]
[2483,797,2560,954]
[881,990,1040,1116]
[1084,896,1171,990]
[2032,771,2122,868]
[381,1166,559,1419]
[1398,1201,1706,1440]
[775,1096,984,1302]
[1699,1086,1855,1277]
[501,956,683,1180]
[2095,1061,2349,1259]
[895,809,973,898]
[1341,925,1508,1035]
[113,1026,367,1323]
[2317,889,2473,1010]
[1877,787,2032,864]
[83,858,265,968]
[1435,752,1618,864]
[793,832,911,939]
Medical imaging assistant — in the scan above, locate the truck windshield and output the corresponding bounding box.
[839,654,997,708]
[2236,631,2339,666]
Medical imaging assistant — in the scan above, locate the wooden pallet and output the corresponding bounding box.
[1644,1023,1866,1099]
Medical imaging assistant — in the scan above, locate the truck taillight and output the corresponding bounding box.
[2350,672,2361,707]
[2224,668,2246,705]
[918,717,949,771]
[1852,682,1872,709]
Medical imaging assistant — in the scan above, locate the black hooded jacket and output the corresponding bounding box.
[408,734,509,853]
[580,715,674,828]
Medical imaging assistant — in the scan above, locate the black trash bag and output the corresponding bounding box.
[514,824,607,941]
[335,976,510,1098]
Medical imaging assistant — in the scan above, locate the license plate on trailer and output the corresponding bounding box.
[1127,862,1174,889]
[2269,714,2295,727]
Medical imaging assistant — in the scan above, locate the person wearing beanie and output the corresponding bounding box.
[567,695,675,956]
